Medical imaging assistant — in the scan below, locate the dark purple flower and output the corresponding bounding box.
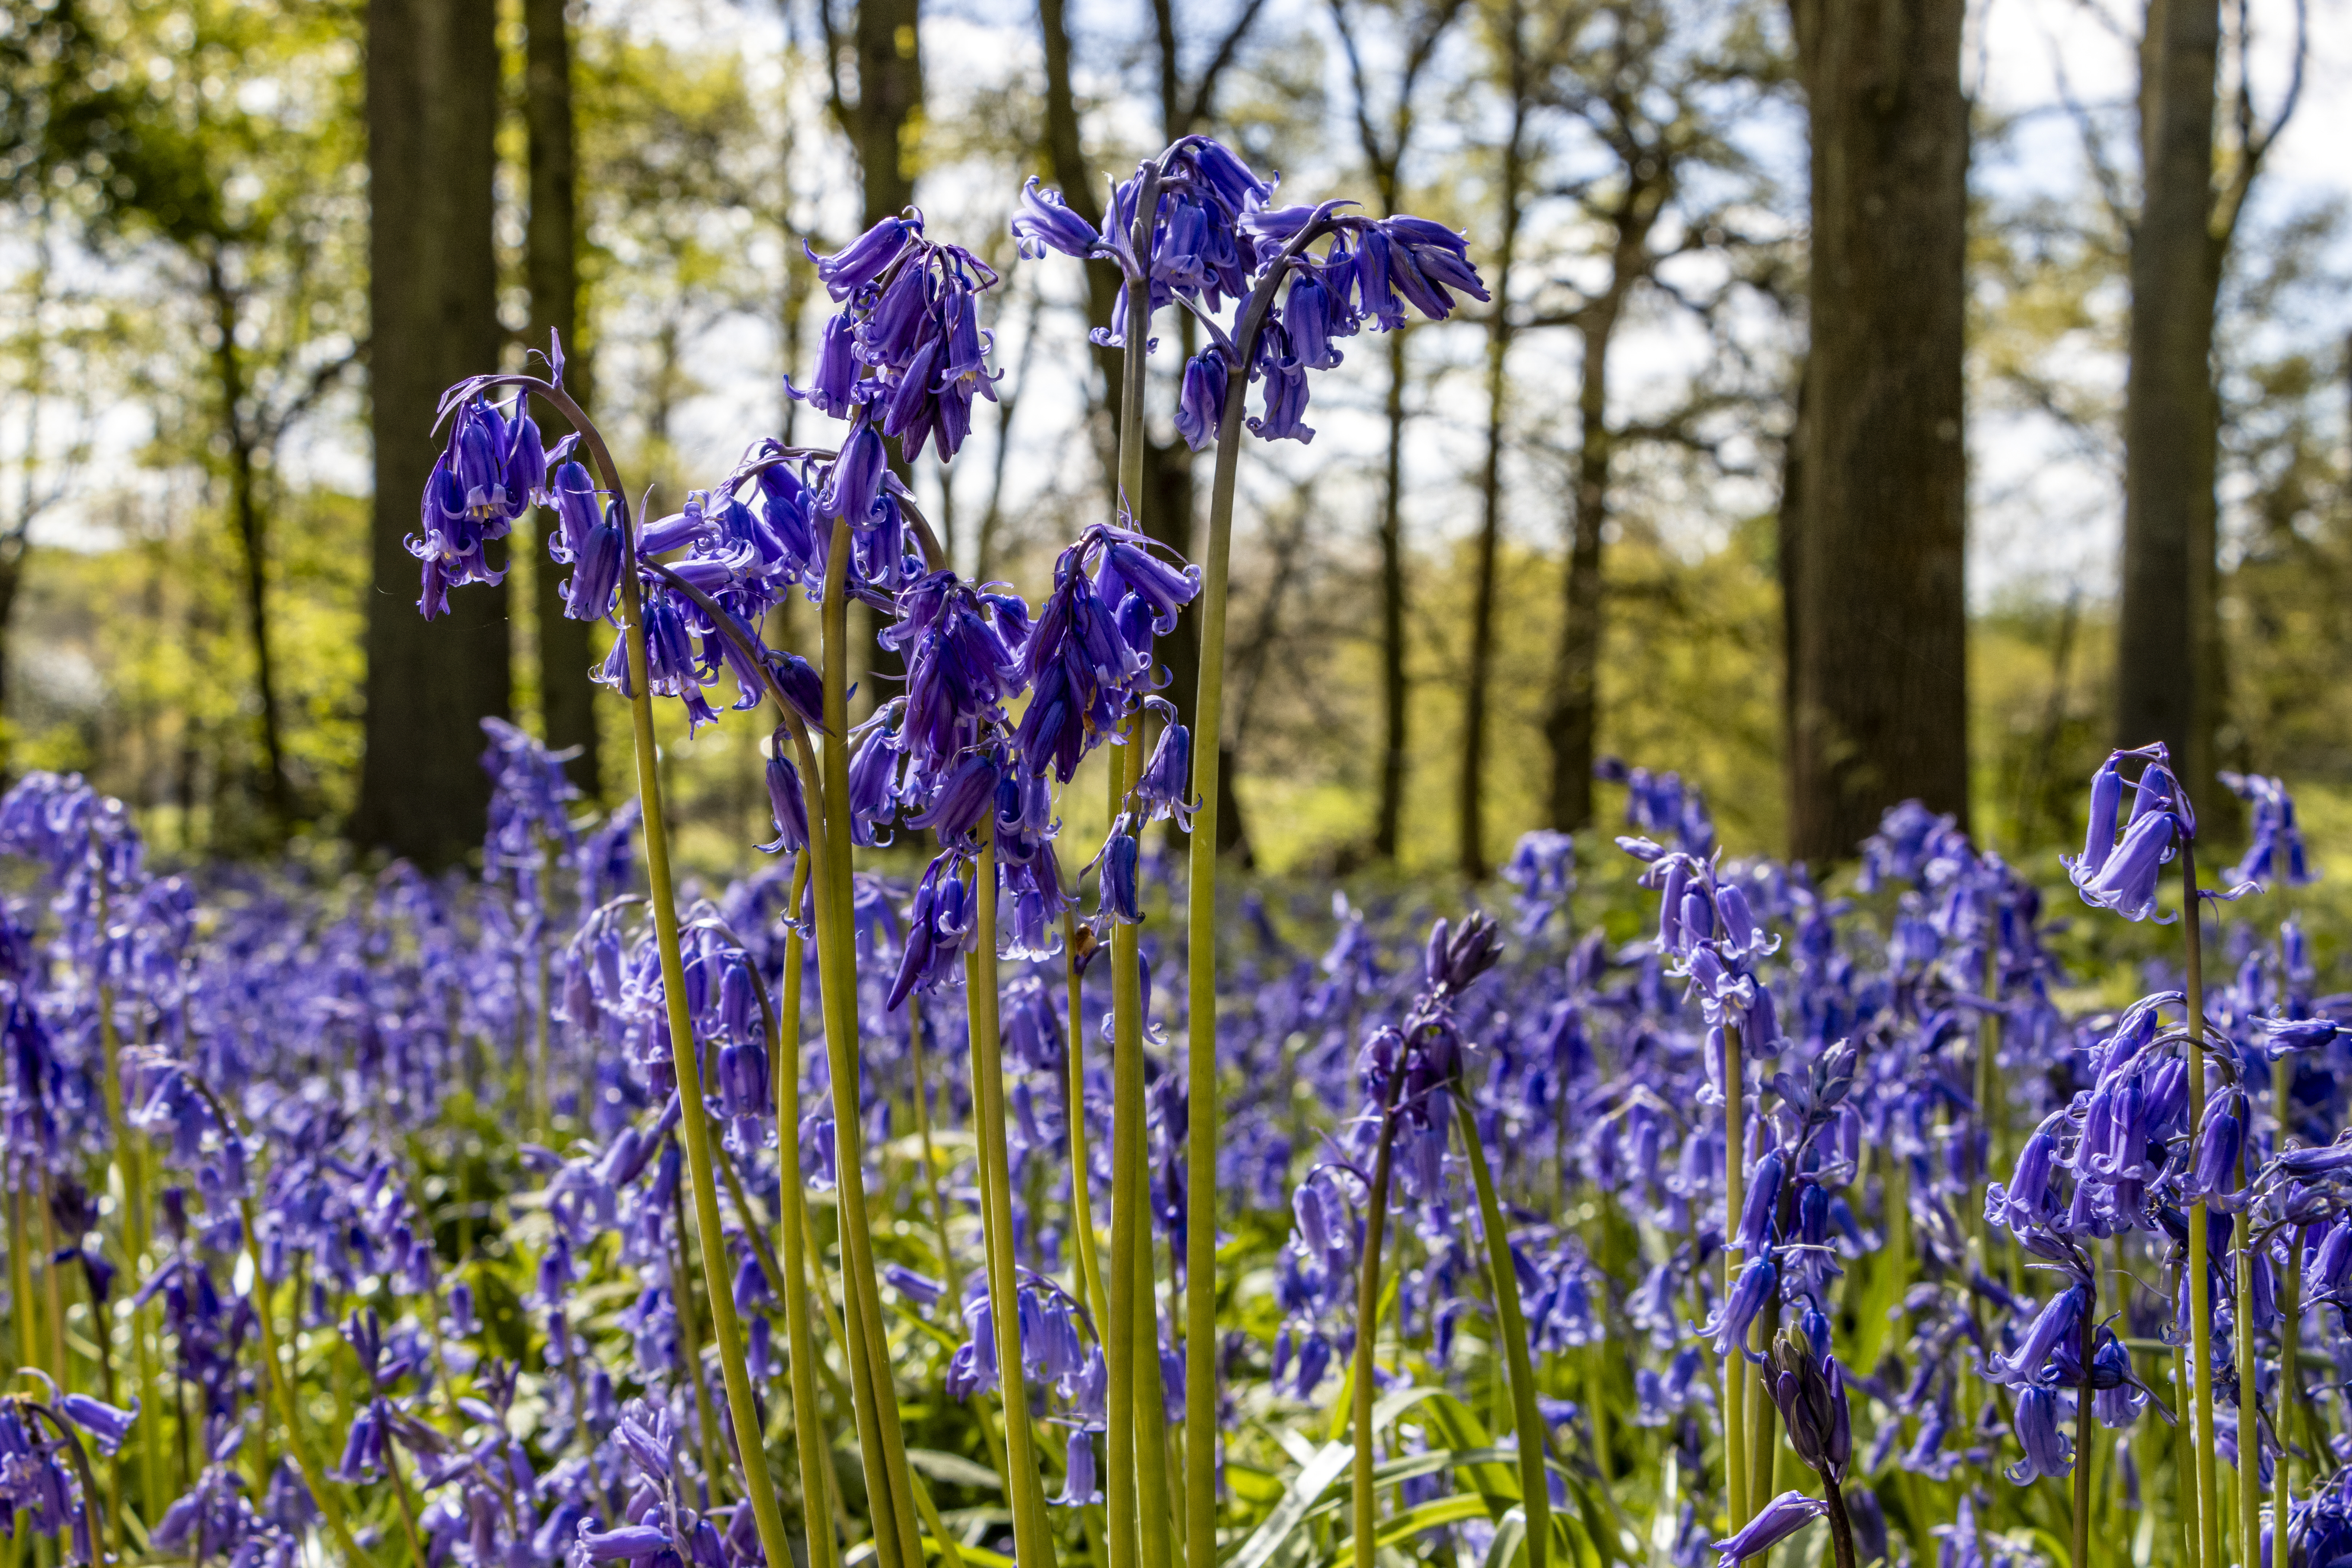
[810,214,918,300]
[1175,350,1229,451]
[2005,1383,2072,1482]
[1708,1492,1826,1568]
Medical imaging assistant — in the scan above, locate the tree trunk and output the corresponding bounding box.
[853,0,922,221]
[1460,12,1529,883]
[1785,0,1970,864]
[1777,359,1809,830]
[355,0,510,868]
[1541,305,1617,833]
[848,0,923,716]
[2117,0,2220,802]
[206,260,292,833]
[524,0,600,801]
[1540,160,1663,834]
[0,548,21,772]
[1374,328,1409,861]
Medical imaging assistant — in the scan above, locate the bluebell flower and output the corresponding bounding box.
[1054,1427,1104,1506]
[757,741,810,856]
[1131,703,1197,830]
[1175,350,1229,451]
[2221,771,2315,889]
[53,1393,138,1456]
[1012,178,1100,260]
[1695,1252,1776,1356]
[1767,1324,1852,1479]
[1707,1492,1826,1568]
[2005,1383,2072,1482]
[810,213,918,300]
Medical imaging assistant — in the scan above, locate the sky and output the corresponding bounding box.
[14,0,2352,616]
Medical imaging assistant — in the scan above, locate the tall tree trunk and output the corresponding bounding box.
[204,260,293,832]
[847,0,923,717]
[1459,13,1529,883]
[524,0,600,800]
[0,548,22,772]
[2118,0,2220,801]
[1541,308,1618,832]
[852,0,922,221]
[1374,328,1410,860]
[355,0,510,868]
[1785,0,1970,864]
[1776,360,1809,832]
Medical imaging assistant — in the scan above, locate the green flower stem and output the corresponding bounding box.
[2277,1216,2298,1568]
[2181,842,2217,1568]
[532,380,825,1568]
[965,828,1062,1568]
[668,1176,730,1504]
[1349,1081,1408,1568]
[813,513,926,1568]
[1064,904,1111,1332]
[1104,162,1171,1568]
[1455,1096,1547,1568]
[2237,1230,2258,1568]
[236,1194,362,1566]
[906,1003,964,1321]
[36,1169,66,1389]
[2074,1275,2096,1568]
[1182,195,1357,1568]
[1747,1299,1779,1517]
[1183,286,1238,1568]
[2171,1347,2198,1568]
[95,967,163,1535]
[615,558,795,1568]
[10,1175,38,1376]
[1723,1022,1750,1539]
[1104,728,1146,1568]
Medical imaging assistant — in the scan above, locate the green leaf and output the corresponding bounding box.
[1370,1495,1497,1548]
[1226,1464,1289,1505]
[1482,1507,1528,1568]
[905,1448,1004,1492]
[1224,1440,1354,1568]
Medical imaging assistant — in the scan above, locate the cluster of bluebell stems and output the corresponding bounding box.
[8,736,2352,1568]
[14,133,2352,1568]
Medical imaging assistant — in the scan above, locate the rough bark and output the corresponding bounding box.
[354,0,510,868]
[205,256,292,831]
[1539,162,1663,831]
[524,0,601,800]
[851,0,922,221]
[1375,331,1410,861]
[2117,0,2220,800]
[843,0,923,715]
[1541,317,1613,832]
[1776,361,1808,828]
[1460,4,1531,883]
[1785,0,1970,864]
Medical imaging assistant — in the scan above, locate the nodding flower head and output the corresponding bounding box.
[410,394,547,618]
[1423,911,1505,1002]
[1708,1492,1827,1568]
[2221,771,2315,890]
[1768,1322,1852,1479]
[2065,744,2198,921]
[796,212,1001,467]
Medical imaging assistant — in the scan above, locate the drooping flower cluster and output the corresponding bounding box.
[1015,135,1487,450]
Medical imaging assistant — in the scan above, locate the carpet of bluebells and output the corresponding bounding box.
[8,132,2352,1568]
